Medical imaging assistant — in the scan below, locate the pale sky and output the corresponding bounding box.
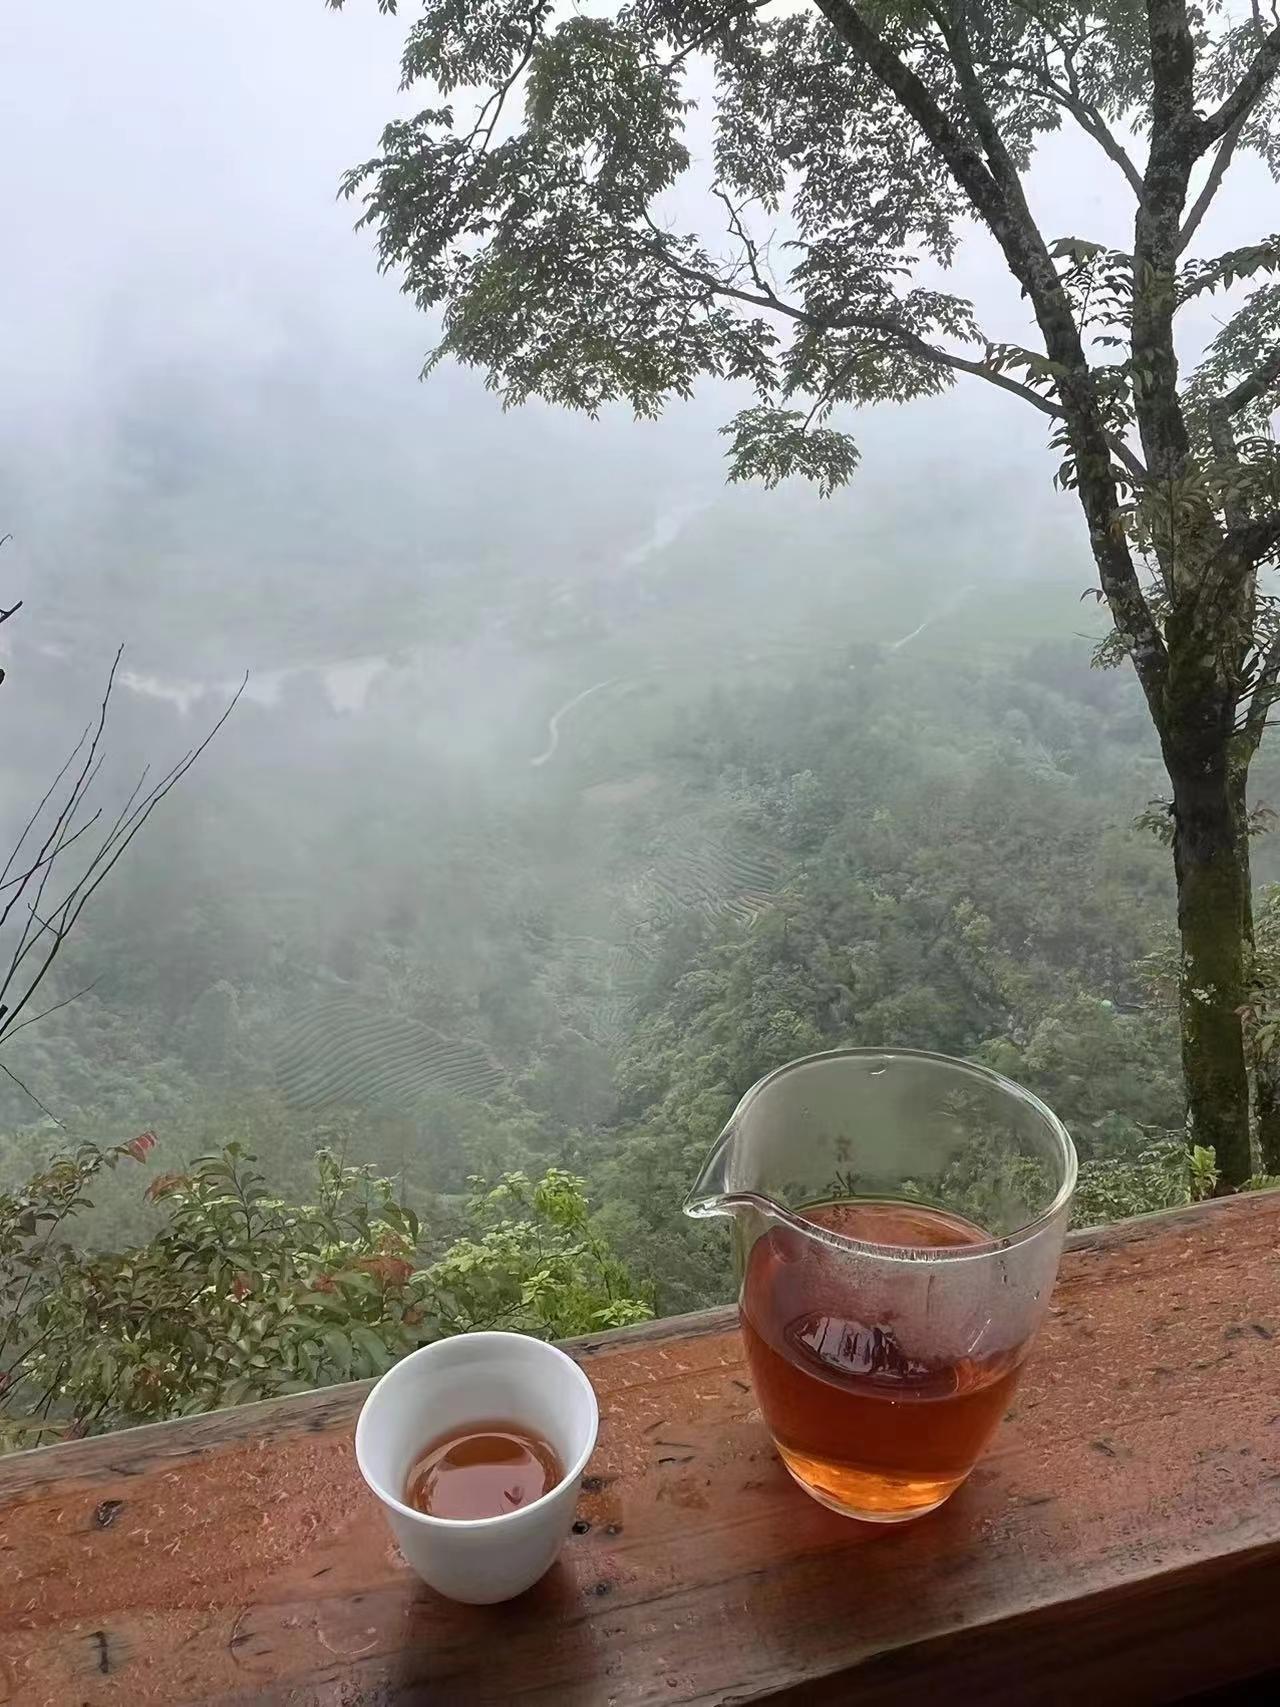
[0,1,1271,675]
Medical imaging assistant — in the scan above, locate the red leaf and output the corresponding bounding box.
[124,1131,157,1162]
[145,1171,186,1202]
[356,1255,415,1289]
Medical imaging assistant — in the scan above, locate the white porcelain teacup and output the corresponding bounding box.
[355,1331,600,1604]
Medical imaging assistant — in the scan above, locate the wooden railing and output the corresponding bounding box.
[2,1192,1279,1705]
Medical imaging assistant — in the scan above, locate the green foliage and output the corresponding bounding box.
[721,407,861,497]
[1072,1138,1217,1229]
[1243,884,1280,1063]
[0,1144,648,1450]
[1189,1144,1221,1201]
[333,3,1280,504]
[977,995,1182,1162]
[422,1168,652,1337]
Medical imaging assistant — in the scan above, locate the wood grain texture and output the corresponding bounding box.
[1,1193,1279,1706]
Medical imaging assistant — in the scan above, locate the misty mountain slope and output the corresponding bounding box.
[630,817,786,929]
[2,494,1173,1217]
[273,1000,506,1111]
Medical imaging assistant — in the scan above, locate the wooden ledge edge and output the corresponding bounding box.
[0,1188,1274,1500]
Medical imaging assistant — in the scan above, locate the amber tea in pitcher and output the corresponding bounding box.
[740,1198,1023,1519]
[686,1050,1076,1521]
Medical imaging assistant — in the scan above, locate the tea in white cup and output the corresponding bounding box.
[355,1331,599,1604]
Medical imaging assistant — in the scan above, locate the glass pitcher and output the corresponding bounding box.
[685,1048,1076,1522]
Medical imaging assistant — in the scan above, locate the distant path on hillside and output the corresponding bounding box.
[888,583,977,652]
[530,679,616,767]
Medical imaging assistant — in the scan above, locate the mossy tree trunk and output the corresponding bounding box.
[1169,759,1253,1184]
[1163,603,1255,1187]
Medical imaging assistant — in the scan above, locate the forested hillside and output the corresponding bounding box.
[5,497,1253,1387]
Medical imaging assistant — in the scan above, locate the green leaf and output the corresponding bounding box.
[348,1326,392,1371]
[321,1328,352,1372]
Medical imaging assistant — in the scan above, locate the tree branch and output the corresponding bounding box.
[1228,509,1280,569]
[1036,73,1147,199]
[0,813,103,897]
[1200,22,1280,149]
[812,2,1007,234]
[925,3,1032,206]
[1004,5,1146,198]
[0,980,100,1043]
[711,187,779,303]
[812,0,1167,700]
[929,6,1142,488]
[640,215,806,323]
[1220,341,1280,417]
[659,0,771,71]
[1178,116,1244,254]
[1189,485,1280,618]
[0,652,118,947]
[1200,339,1280,578]
[0,534,17,637]
[1130,2,1205,549]
[882,332,1146,480]
[644,214,1146,480]
[0,1060,63,1127]
[1206,406,1249,533]
[1147,0,1199,141]
[0,728,91,893]
[460,8,541,155]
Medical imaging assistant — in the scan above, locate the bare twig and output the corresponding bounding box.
[0,1060,63,1127]
[0,979,102,1041]
[0,813,104,896]
[0,532,17,632]
[0,651,121,948]
[0,751,108,997]
[712,187,779,303]
[0,731,92,905]
[0,660,246,1055]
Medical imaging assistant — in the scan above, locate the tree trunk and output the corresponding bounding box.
[1170,753,1253,1187]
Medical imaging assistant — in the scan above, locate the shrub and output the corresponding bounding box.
[0,1140,649,1450]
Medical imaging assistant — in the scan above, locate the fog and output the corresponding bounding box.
[0,4,1271,1279]
[3,6,1261,681]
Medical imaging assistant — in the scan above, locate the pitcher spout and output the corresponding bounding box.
[683,1124,777,1222]
[683,1124,736,1220]
[683,1064,804,1223]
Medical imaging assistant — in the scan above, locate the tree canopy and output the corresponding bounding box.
[335,2,1277,507]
